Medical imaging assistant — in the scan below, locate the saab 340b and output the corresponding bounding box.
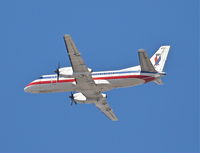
[24,35,170,121]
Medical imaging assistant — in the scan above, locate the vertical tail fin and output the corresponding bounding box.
[150,46,170,72]
[138,49,157,73]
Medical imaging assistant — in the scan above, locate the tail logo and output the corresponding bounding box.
[154,54,161,65]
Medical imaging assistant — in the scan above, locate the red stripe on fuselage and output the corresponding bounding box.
[26,75,155,87]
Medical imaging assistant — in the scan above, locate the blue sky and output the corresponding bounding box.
[0,0,199,153]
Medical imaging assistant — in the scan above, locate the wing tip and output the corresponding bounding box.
[138,49,146,53]
[160,45,171,50]
[64,34,71,38]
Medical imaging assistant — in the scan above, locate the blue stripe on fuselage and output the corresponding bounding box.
[39,71,158,79]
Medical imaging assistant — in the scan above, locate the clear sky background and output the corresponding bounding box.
[0,0,199,153]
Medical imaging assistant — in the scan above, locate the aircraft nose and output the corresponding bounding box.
[24,86,31,93]
[24,80,41,93]
[24,81,34,93]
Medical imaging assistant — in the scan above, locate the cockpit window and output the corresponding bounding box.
[38,75,57,79]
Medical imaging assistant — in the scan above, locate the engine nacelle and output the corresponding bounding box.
[59,67,73,77]
[73,92,106,104]
[59,67,92,78]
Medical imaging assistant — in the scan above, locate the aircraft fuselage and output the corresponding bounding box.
[24,69,161,93]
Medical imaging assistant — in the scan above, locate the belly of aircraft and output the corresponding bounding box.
[30,77,145,93]
[109,78,145,88]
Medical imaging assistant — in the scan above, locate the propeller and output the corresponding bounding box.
[69,92,77,106]
[54,62,60,81]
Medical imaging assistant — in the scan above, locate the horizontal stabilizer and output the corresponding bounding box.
[138,49,157,73]
[154,78,164,85]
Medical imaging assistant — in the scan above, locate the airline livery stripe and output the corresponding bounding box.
[26,75,155,87]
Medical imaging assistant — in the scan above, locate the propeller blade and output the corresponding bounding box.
[69,92,76,106]
[54,62,60,81]
[70,93,74,106]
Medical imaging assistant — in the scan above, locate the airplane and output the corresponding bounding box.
[24,34,170,121]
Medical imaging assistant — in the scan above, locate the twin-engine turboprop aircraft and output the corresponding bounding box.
[24,35,170,121]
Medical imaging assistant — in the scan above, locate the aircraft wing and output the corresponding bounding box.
[64,34,118,121]
[95,99,118,121]
[64,34,100,98]
[64,34,89,73]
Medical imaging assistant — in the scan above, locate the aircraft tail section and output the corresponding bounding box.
[138,49,157,73]
[137,46,170,85]
[138,46,170,73]
[153,78,164,85]
[150,46,170,72]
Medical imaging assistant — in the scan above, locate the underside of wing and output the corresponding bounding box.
[63,34,97,93]
[64,34,89,73]
[63,34,118,121]
[95,99,118,121]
